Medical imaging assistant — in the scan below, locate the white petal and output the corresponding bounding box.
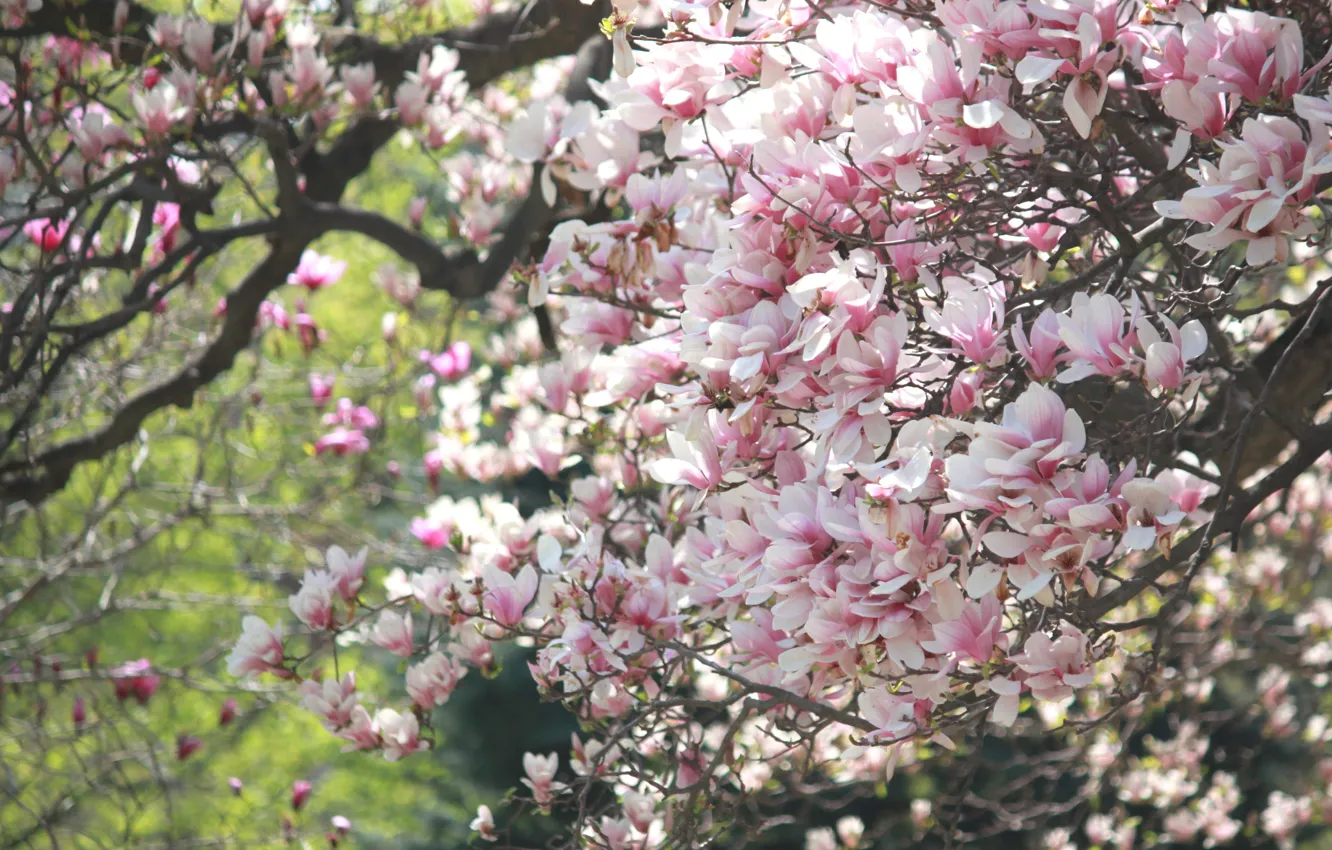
[1015,55,1065,87]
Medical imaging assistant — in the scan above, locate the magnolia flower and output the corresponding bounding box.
[1155,116,1332,266]
[289,570,338,630]
[481,564,539,627]
[112,659,162,704]
[420,341,471,380]
[406,653,464,708]
[371,609,414,657]
[301,673,360,730]
[314,427,370,456]
[291,780,312,811]
[288,250,346,291]
[309,373,334,409]
[471,805,498,841]
[176,733,204,760]
[70,112,128,161]
[1009,624,1094,701]
[376,708,428,761]
[132,83,187,139]
[181,19,215,73]
[23,218,68,252]
[325,545,367,602]
[226,616,285,678]
[341,62,379,108]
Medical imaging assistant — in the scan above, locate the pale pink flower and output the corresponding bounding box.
[521,752,566,809]
[132,83,187,139]
[377,708,428,761]
[314,427,370,456]
[340,62,379,109]
[922,595,1005,663]
[406,653,464,708]
[394,80,430,125]
[323,545,366,602]
[288,250,346,292]
[300,672,359,730]
[1009,623,1094,701]
[70,111,128,161]
[482,564,539,627]
[181,19,215,73]
[471,805,498,841]
[227,615,285,678]
[1012,309,1065,379]
[371,609,414,657]
[1055,293,1140,383]
[924,279,1006,367]
[1155,116,1332,266]
[289,570,338,630]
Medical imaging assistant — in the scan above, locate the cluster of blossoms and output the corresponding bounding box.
[203,0,1332,844]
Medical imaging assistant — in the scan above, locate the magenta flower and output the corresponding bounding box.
[420,341,472,381]
[322,398,379,430]
[288,250,347,292]
[424,449,444,491]
[112,659,161,705]
[23,218,69,252]
[176,733,204,761]
[308,373,334,409]
[218,697,237,726]
[291,780,312,811]
[411,517,450,549]
[314,427,370,457]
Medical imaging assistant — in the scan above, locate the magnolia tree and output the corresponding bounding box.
[6,0,1332,846]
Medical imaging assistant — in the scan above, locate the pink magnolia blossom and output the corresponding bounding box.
[371,609,414,657]
[481,564,539,627]
[406,653,464,708]
[289,570,338,630]
[341,63,379,108]
[1009,623,1095,701]
[325,545,366,602]
[288,250,347,292]
[291,780,312,811]
[309,373,334,409]
[1155,116,1332,266]
[314,427,370,456]
[23,218,68,252]
[323,398,379,430]
[176,734,204,761]
[226,616,285,678]
[376,708,428,761]
[301,673,359,730]
[420,341,471,380]
[112,659,161,704]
